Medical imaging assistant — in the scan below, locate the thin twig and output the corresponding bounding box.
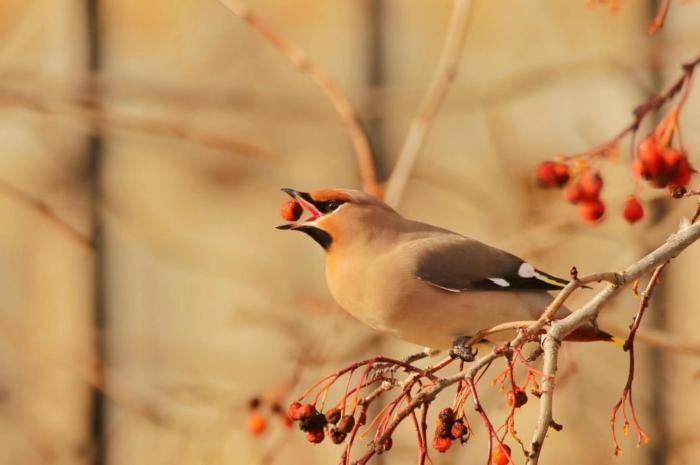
[648,0,672,34]
[217,0,381,197]
[383,0,474,208]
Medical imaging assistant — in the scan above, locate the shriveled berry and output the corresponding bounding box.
[578,170,603,201]
[450,420,467,439]
[507,389,528,408]
[297,403,315,420]
[383,437,393,451]
[325,407,341,425]
[438,407,456,424]
[579,199,606,224]
[336,415,355,433]
[432,436,452,453]
[434,421,451,439]
[305,429,325,444]
[299,411,327,432]
[492,443,512,465]
[622,196,644,224]
[536,161,570,188]
[281,200,303,221]
[287,401,303,421]
[329,428,346,444]
[247,411,267,436]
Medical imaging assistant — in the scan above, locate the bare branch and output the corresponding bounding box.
[218,0,381,197]
[383,0,474,208]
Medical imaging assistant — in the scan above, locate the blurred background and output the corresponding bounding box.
[0,0,700,464]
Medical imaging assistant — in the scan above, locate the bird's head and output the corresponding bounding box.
[276,188,396,250]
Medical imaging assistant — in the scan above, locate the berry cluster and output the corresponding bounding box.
[286,401,362,445]
[431,408,469,453]
[536,104,697,225]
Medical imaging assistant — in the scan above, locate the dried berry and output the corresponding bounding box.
[492,443,512,465]
[622,196,644,224]
[305,429,325,444]
[325,407,341,425]
[507,389,528,408]
[281,200,303,221]
[336,415,355,433]
[450,420,467,439]
[297,403,315,420]
[579,199,606,224]
[432,436,452,453]
[286,401,302,421]
[247,411,267,436]
[299,411,327,432]
[438,407,456,424]
[329,428,346,444]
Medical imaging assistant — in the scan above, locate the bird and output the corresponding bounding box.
[277,187,616,353]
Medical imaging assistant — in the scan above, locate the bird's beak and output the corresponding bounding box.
[276,188,323,230]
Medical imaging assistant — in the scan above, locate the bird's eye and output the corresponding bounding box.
[326,201,341,212]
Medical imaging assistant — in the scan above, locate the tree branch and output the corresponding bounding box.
[383,0,474,208]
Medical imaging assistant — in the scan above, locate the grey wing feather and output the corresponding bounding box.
[413,235,569,292]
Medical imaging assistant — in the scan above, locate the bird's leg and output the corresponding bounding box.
[449,335,479,362]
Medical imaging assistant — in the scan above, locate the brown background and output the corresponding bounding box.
[0,1,699,464]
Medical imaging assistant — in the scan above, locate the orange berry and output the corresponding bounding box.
[579,199,606,224]
[507,389,528,408]
[432,436,452,453]
[450,420,467,439]
[492,443,512,465]
[578,170,603,201]
[638,136,665,175]
[297,403,315,420]
[622,196,644,224]
[305,429,325,444]
[247,411,267,436]
[563,183,582,204]
[287,401,302,421]
[536,161,570,188]
[281,200,303,221]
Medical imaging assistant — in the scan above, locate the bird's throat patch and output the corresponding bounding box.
[296,226,333,250]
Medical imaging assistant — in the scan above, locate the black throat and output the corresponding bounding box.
[296,226,333,250]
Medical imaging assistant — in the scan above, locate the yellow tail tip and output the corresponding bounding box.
[611,336,625,347]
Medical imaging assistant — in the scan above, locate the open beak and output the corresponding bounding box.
[276,188,323,230]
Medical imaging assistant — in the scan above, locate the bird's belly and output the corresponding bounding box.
[379,288,550,350]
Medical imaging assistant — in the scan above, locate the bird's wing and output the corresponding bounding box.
[412,235,570,292]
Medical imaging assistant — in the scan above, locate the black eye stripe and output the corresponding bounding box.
[315,200,344,213]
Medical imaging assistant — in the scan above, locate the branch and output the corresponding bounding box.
[383,0,474,208]
[217,0,381,197]
[525,219,700,464]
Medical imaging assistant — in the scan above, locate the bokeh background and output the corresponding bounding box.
[1,0,700,464]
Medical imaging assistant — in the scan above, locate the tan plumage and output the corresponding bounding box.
[278,188,612,350]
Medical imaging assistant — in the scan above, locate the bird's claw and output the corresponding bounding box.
[449,336,478,362]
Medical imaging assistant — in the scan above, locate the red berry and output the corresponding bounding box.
[287,401,302,421]
[247,411,267,436]
[622,196,644,224]
[305,429,325,444]
[638,137,665,175]
[507,389,528,408]
[563,183,582,204]
[492,443,512,465]
[450,420,467,439]
[536,161,570,188]
[579,199,606,224]
[432,436,452,453]
[297,403,315,420]
[281,414,294,428]
[578,170,603,201]
[281,200,303,221]
[663,148,694,188]
[632,157,651,180]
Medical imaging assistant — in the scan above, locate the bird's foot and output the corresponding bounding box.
[449,336,478,362]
